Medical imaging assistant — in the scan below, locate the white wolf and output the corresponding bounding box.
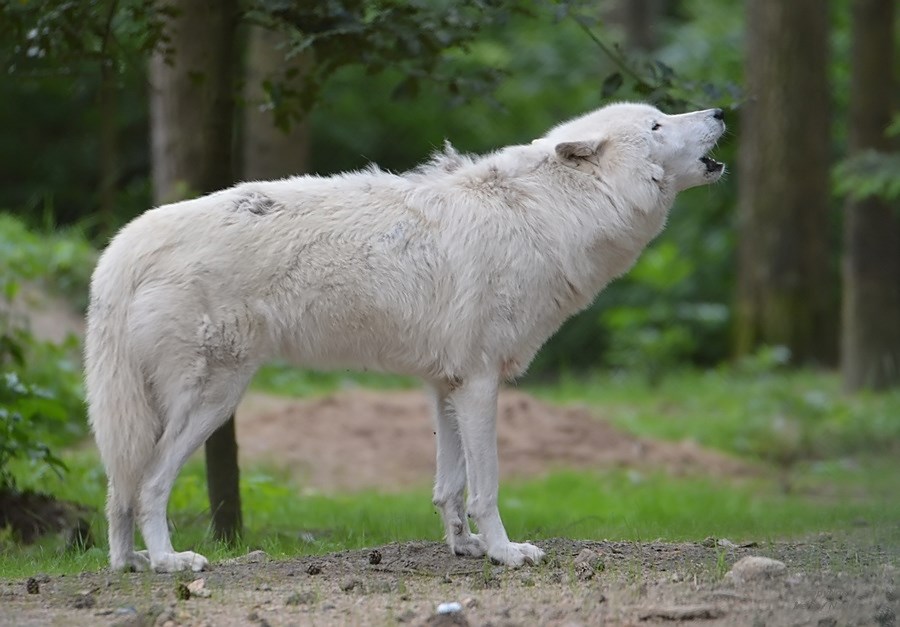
[86,102,725,572]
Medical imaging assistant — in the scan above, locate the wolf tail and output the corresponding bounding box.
[85,260,160,569]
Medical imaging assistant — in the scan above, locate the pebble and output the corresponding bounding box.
[437,602,463,614]
[725,556,787,585]
[573,548,604,581]
[187,578,211,598]
[306,563,322,575]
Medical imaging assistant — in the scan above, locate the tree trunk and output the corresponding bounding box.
[98,62,117,235]
[150,0,238,204]
[841,0,900,391]
[242,26,311,179]
[734,0,835,365]
[149,0,242,543]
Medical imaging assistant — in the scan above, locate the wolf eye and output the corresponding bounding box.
[651,122,661,131]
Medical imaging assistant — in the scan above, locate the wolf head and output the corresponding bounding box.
[543,102,726,194]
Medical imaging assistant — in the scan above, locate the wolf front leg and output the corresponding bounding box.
[448,374,544,567]
[430,384,487,557]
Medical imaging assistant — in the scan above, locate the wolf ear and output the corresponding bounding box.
[555,139,607,167]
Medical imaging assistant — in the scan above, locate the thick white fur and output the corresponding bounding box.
[86,102,725,572]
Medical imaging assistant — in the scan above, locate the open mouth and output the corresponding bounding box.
[701,155,724,174]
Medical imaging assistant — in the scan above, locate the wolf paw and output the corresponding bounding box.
[488,542,545,567]
[450,533,487,558]
[150,550,209,573]
[111,550,152,572]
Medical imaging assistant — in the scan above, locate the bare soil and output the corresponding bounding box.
[3,536,896,626]
[5,388,894,625]
[234,388,753,492]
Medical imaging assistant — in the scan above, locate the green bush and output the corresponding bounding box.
[0,371,68,490]
[0,214,93,488]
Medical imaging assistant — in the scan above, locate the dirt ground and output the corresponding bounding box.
[3,535,897,626]
[234,388,753,492]
[4,388,898,626]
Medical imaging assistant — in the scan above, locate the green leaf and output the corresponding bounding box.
[601,72,622,100]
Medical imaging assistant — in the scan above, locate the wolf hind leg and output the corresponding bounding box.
[137,370,253,573]
[106,481,151,572]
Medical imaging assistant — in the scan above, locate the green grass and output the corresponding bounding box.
[2,367,898,578]
[528,368,900,462]
[251,362,416,397]
[2,447,898,579]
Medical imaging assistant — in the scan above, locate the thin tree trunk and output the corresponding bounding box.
[242,26,311,179]
[734,0,835,365]
[98,62,117,234]
[149,0,242,543]
[841,0,900,391]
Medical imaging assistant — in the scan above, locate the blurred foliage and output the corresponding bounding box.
[0,215,91,489]
[833,114,900,203]
[0,0,892,376]
[0,372,69,490]
[0,214,97,311]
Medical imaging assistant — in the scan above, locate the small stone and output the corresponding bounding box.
[322,602,336,611]
[817,618,837,627]
[701,536,717,548]
[717,538,737,549]
[256,583,271,591]
[25,578,39,594]
[35,573,51,583]
[340,578,362,593]
[437,601,463,614]
[306,563,322,575]
[186,578,210,598]
[462,597,478,609]
[369,549,383,565]
[222,550,268,566]
[671,572,684,583]
[573,548,604,581]
[726,556,787,585]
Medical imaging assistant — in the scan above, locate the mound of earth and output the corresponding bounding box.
[0,489,93,547]
[235,388,752,491]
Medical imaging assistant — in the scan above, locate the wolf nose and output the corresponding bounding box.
[712,108,725,121]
